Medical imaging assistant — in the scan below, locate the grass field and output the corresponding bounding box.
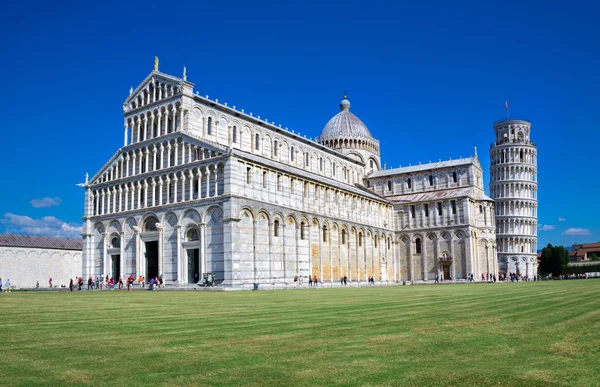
[1,281,599,386]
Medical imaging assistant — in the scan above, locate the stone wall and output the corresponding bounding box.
[0,246,82,288]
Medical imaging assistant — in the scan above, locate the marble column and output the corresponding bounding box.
[200,224,207,278]
[176,225,182,284]
[157,224,164,281]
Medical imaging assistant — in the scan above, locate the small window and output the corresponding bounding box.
[319,157,323,171]
[290,178,295,193]
[246,167,252,184]
[415,238,422,254]
[374,237,378,248]
[207,117,212,135]
[359,233,363,247]
[411,205,416,218]
[332,163,336,176]
[255,133,260,150]
[341,230,347,244]
[322,225,328,242]
[111,236,120,248]
[277,174,282,191]
[290,147,295,161]
[429,175,434,186]
[425,204,429,217]
[274,220,280,237]
[273,140,278,156]
[369,160,373,168]
[387,181,392,191]
[451,200,457,214]
[186,228,199,241]
[144,218,158,232]
[453,172,458,183]
[300,222,306,240]
[305,153,310,167]
[303,182,308,198]
[232,126,237,143]
[407,178,412,189]
[367,181,370,188]
[479,205,483,213]
[437,202,442,216]
[263,171,267,188]
[387,237,391,250]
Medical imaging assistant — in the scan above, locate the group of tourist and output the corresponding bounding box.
[541,273,590,280]
[148,275,164,290]
[202,273,217,287]
[0,277,11,293]
[293,274,320,287]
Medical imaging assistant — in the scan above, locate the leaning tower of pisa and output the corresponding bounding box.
[489,119,538,277]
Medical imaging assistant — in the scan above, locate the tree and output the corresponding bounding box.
[538,243,569,275]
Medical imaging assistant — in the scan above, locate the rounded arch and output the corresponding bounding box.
[239,206,255,221]
[182,208,201,227]
[287,214,297,227]
[206,206,224,225]
[162,211,178,230]
[257,210,270,223]
[108,220,122,234]
[125,217,137,234]
[94,222,105,236]
[141,214,159,232]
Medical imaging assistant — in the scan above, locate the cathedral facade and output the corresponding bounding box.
[81,63,497,288]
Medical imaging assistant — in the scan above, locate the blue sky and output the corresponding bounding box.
[0,0,598,247]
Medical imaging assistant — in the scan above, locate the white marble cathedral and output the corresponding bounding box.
[81,60,498,288]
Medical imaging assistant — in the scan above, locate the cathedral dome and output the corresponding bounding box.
[318,97,373,142]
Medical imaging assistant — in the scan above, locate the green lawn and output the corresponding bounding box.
[1,281,599,386]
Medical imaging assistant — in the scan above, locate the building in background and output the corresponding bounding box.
[570,242,600,262]
[489,119,538,277]
[0,234,82,288]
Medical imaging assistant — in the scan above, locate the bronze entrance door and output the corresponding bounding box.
[443,265,450,280]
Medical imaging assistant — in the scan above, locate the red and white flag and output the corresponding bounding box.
[505,101,509,109]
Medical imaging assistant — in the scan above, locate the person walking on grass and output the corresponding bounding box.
[314,275,318,287]
[0,277,3,292]
[69,279,74,292]
[309,275,313,287]
[435,274,439,284]
[48,278,53,288]
[118,275,123,290]
[3,279,10,293]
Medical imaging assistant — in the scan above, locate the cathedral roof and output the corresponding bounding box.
[318,97,373,142]
[370,157,477,178]
[0,234,82,251]
[385,186,493,204]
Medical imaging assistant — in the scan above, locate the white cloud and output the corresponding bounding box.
[1,213,81,238]
[30,197,62,208]
[538,225,556,231]
[562,228,591,236]
[558,217,566,222]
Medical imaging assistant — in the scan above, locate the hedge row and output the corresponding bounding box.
[562,264,600,274]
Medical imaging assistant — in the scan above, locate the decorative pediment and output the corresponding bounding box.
[123,71,184,113]
[88,132,228,187]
